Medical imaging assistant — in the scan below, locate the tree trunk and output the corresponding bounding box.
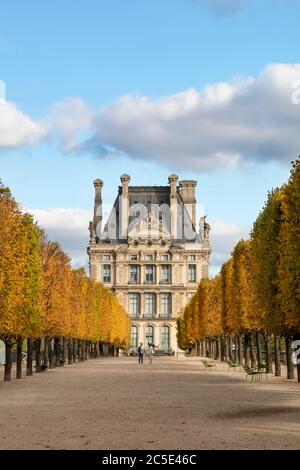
[49,338,55,368]
[35,338,41,373]
[264,333,273,374]
[26,338,33,376]
[256,332,262,365]
[62,337,67,366]
[217,338,221,360]
[238,336,243,364]
[4,341,12,382]
[244,335,250,367]
[225,337,229,361]
[16,336,23,379]
[54,337,60,367]
[68,339,73,364]
[43,337,49,367]
[285,336,294,379]
[73,339,77,363]
[234,336,238,362]
[249,333,257,368]
[78,340,83,361]
[274,335,281,377]
[229,336,233,361]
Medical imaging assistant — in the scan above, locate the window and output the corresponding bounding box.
[145,325,154,347]
[103,255,110,261]
[188,292,194,300]
[161,265,170,283]
[189,255,196,261]
[131,326,138,348]
[161,326,170,350]
[145,265,154,283]
[188,264,196,282]
[160,293,171,317]
[145,293,155,317]
[130,265,138,283]
[103,264,111,283]
[129,293,139,316]
[162,254,169,261]
[146,254,153,261]
[130,255,138,261]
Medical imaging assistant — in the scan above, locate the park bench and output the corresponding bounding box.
[201,359,217,370]
[226,359,240,371]
[255,363,268,382]
[243,365,261,381]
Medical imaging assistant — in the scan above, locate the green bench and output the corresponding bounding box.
[201,359,217,370]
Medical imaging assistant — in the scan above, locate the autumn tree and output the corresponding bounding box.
[278,158,300,381]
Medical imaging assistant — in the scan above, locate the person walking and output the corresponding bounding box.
[149,343,159,364]
[137,343,144,364]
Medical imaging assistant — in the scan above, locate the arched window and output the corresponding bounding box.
[131,325,138,348]
[145,325,154,347]
[161,325,170,350]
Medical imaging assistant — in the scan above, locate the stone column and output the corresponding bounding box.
[156,264,160,284]
[154,324,160,347]
[168,174,178,239]
[120,174,130,239]
[140,293,144,318]
[140,264,145,285]
[93,179,103,239]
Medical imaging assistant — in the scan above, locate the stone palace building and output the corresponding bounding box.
[87,174,211,353]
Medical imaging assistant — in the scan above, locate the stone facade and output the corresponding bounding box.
[87,174,211,354]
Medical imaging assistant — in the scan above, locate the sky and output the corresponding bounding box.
[0,0,299,275]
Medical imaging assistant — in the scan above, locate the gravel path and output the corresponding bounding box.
[0,356,299,450]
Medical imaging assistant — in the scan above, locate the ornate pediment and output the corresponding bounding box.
[128,211,170,241]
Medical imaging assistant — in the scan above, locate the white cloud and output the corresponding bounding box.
[2,63,300,171]
[47,97,93,151]
[209,217,250,274]
[27,208,92,269]
[80,63,300,171]
[0,100,46,148]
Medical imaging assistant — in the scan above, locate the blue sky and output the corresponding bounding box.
[0,0,299,274]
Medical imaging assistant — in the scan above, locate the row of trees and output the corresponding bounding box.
[177,158,300,382]
[0,181,130,382]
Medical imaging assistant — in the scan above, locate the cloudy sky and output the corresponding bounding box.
[1,0,299,275]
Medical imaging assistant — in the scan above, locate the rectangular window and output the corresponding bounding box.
[103,264,111,283]
[131,325,138,348]
[103,255,110,261]
[130,255,138,261]
[145,293,155,317]
[162,254,169,261]
[129,293,139,316]
[160,293,171,317]
[146,255,153,261]
[130,265,138,283]
[188,264,196,282]
[188,255,196,261]
[161,265,170,283]
[145,265,154,283]
[188,292,194,300]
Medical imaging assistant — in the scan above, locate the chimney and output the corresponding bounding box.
[93,178,103,239]
[168,174,179,239]
[120,174,131,239]
[179,180,197,227]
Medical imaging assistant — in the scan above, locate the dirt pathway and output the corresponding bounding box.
[0,357,299,449]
